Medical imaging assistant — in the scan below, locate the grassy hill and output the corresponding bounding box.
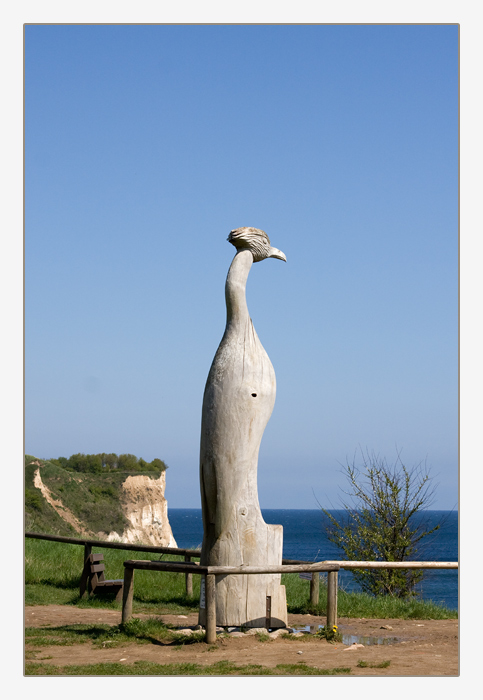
[25,455,165,538]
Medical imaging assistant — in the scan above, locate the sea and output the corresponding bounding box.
[168,509,458,611]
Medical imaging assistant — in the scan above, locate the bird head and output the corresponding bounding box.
[227,227,287,263]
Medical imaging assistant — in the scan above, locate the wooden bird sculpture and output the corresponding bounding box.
[199,227,288,628]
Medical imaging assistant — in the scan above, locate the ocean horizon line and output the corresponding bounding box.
[169,507,458,512]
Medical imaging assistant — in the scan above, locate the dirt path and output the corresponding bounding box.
[25,605,459,676]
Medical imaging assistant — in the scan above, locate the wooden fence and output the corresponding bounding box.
[25,531,201,597]
[120,558,458,643]
[121,559,341,643]
[25,532,328,602]
[25,532,458,644]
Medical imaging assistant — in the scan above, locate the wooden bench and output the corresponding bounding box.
[80,552,124,601]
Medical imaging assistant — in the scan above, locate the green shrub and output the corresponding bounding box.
[323,450,444,598]
[88,485,117,499]
[315,625,342,643]
[25,488,43,511]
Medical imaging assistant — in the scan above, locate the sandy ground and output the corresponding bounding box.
[25,605,459,676]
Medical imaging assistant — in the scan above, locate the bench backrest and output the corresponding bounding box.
[89,553,105,584]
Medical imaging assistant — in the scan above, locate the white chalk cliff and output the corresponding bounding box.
[104,472,177,547]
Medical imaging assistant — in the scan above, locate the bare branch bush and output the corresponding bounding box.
[322,449,443,598]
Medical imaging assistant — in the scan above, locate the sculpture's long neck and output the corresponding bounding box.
[225,249,253,328]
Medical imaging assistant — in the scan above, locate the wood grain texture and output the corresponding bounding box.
[199,240,288,628]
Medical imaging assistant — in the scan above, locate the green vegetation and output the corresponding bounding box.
[357,659,391,668]
[25,537,457,619]
[315,624,342,643]
[280,569,455,619]
[25,461,75,537]
[25,538,202,612]
[25,488,43,511]
[322,450,444,598]
[24,454,168,537]
[24,536,456,676]
[25,619,205,648]
[25,620,352,675]
[254,631,271,642]
[24,447,456,680]
[25,660,352,676]
[47,452,168,475]
[24,449,457,678]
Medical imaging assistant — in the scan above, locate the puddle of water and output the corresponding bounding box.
[291,625,399,646]
[340,634,399,646]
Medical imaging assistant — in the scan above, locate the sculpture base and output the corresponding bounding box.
[198,523,288,629]
[198,576,287,629]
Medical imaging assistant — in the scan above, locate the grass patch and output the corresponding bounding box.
[281,573,457,620]
[315,625,342,643]
[25,584,79,606]
[254,631,271,642]
[278,632,326,643]
[25,538,457,620]
[26,624,117,647]
[25,538,201,614]
[357,659,391,668]
[274,663,351,676]
[25,660,352,676]
[120,618,205,645]
[279,632,314,641]
[25,619,205,648]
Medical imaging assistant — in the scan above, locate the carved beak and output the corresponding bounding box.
[268,246,287,262]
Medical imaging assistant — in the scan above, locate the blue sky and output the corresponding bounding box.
[24,24,458,509]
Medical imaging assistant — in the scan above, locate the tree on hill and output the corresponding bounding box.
[49,452,168,473]
[150,458,168,471]
[101,453,118,469]
[117,453,139,471]
[64,453,102,474]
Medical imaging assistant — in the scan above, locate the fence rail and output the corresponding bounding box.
[25,531,458,644]
[25,531,202,599]
[121,559,342,640]
[328,560,458,569]
[25,531,200,557]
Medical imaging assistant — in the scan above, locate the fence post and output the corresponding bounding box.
[205,574,217,644]
[184,555,193,597]
[310,572,319,606]
[79,543,92,598]
[122,566,135,624]
[326,570,338,629]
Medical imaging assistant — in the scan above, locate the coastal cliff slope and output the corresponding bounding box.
[25,456,177,547]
